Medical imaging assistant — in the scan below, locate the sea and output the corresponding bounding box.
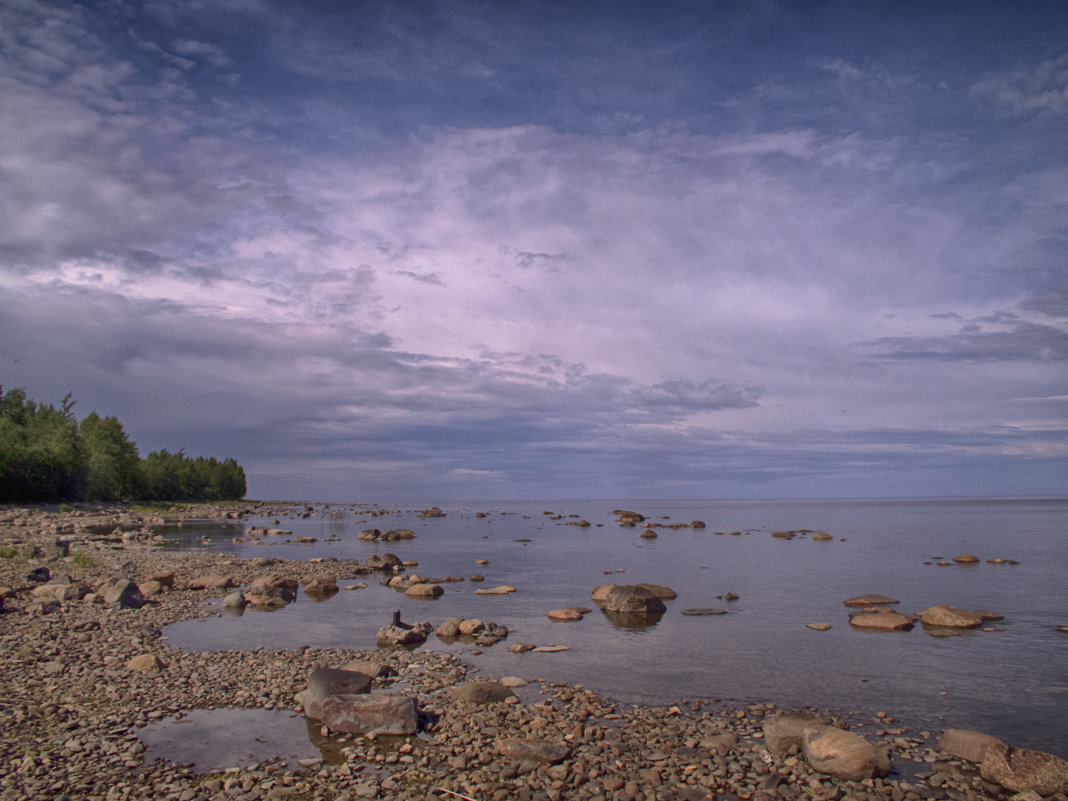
[158,497,1068,759]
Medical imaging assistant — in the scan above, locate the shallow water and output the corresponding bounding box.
[160,497,1068,758]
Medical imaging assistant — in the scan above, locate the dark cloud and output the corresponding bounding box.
[861,320,1068,362]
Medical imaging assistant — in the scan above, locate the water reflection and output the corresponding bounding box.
[599,608,665,630]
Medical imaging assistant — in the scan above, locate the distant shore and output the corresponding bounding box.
[1,501,1062,801]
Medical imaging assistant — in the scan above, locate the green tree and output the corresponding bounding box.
[80,411,143,500]
[0,387,83,501]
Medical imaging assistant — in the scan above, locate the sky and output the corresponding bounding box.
[1,0,1066,501]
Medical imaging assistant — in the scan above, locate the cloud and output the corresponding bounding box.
[970,53,1068,115]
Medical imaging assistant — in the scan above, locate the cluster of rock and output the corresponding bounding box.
[844,594,1004,635]
[357,527,417,542]
[436,617,510,646]
[939,728,1068,796]
[772,529,834,541]
[928,553,1020,566]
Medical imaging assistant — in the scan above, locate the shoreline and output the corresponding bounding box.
[1,502,1062,801]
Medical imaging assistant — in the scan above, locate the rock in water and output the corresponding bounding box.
[597,585,667,614]
[844,594,899,606]
[919,605,985,628]
[319,694,417,736]
[981,745,1068,796]
[801,725,891,781]
[848,610,916,631]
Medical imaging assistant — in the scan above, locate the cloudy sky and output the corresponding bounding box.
[1,0,1066,501]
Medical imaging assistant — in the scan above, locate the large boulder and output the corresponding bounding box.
[981,745,1068,796]
[245,575,298,607]
[448,680,517,705]
[98,577,145,610]
[801,725,891,781]
[937,729,1006,763]
[919,606,985,629]
[763,712,825,756]
[596,584,667,614]
[303,576,339,598]
[635,583,677,599]
[295,667,373,719]
[405,583,443,599]
[320,694,417,736]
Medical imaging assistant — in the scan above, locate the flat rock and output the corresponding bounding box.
[844,594,899,606]
[295,667,373,719]
[919,605,985,628]
[498,738,571,764]
[474,585,516,595]
[320,694,417,737]
[532,644,570,652]
[681,608,727,616]
[405,583,443,599]
[953,554,981,563]
[849,610,916,631]
[547,608,583,621]
[806,623,832,631]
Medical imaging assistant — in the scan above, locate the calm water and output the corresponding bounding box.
[161,497,1068,757]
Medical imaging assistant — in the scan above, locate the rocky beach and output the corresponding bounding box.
[2,502,1066,801]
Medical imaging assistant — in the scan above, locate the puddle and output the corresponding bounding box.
[138,708,328,771]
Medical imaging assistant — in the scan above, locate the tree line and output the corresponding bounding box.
[0,387,246,503]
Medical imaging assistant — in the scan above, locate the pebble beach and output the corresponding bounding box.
[2,502,1065,801]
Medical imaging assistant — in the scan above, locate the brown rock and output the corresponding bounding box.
[849,610,916,631]
[919,605,985,628]
[448,680,517,705]
[937,729,1006,763]
[981,744,1068,796]
[763,712,825,756]
[126,654,165,672]
[844,594,899,606]
[953,554,980,563]
[802,724,891,781]
[319,694,417,736]
[498,738,571,764]
[548,608,583,621]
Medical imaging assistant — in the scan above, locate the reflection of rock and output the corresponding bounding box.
[303,577,339,600]
[600,607,665,629]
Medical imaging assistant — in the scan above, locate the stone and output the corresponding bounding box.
[510,643,536,653]
[812,532,833,541]
[405,583,443,599]
[681,608,727,616]
[635,583,677,599]
[138,579,164,597]
[844,594,899,606]
[498,738,571,764]
[806,623,832,631]
[953,554,981,563]
[919,605,985,628]
[126,654,165,672]
[145,571,175,587]
[937,729,1006,763]
[763,712,825,756]
[548,608,583,621]
[365,553,402,570]
[436,618,462,637]
[303,576,339,597]
[187,574,235,590]
[499,676,527,687]
[473,585,516,595]
[981,745,1068,796]
[596,585,667,614]
[849,610,916,631]
[458,619,484,635]
[448,680,517,705]
[295,667,373,719]
[319,694,417,736]
[376,621,431,646]
[532,644,570,652]
[98,577,145,610]
[221,590,247,609]
[340,660,395,678]
[801,724,891,781]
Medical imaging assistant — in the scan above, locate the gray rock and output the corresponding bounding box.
[801,725,891,781]
[376,621,431,646]
[295,667,373,719]
[498,738,571,764]
[319,694,417,736]
[221,590,247,609]
[937,729,1006,763]
[596,584,667,614]
[99,577,145,610]
[448,680,518,705]
[763,712,825,756]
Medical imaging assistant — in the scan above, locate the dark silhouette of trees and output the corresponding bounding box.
[0,387,246,503]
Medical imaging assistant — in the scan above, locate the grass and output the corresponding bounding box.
[0,546,36,560]
[69,550,97,568]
